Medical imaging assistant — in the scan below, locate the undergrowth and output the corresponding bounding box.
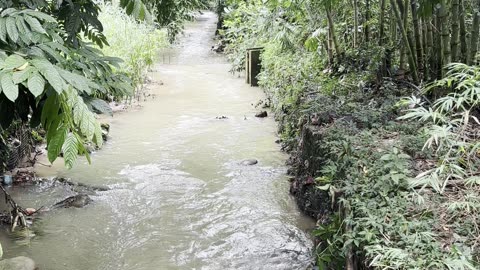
[97,2,169,97]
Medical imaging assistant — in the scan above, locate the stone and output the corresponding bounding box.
[53,194,92,208]
[0,256,35,270]
[255,111,268,118]
[100,123,110,132]
[241,159,258,166]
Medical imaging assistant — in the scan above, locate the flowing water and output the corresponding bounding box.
[0,12,314,269]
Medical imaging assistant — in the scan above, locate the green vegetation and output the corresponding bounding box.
[97,2,168,96]
[219,0,480,268]
[0,0,204,170]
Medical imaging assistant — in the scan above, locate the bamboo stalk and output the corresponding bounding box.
[365,0,370,43]
[468,10,480,65]
[390,0,419,82]
[459,0,468,63]
[354,0,358,48]
[326,7,342,55]
[451,0,460,62]
[439,0,450,68]
[379,0,386,45]
[434,11,442,79]
[411,0,424,72]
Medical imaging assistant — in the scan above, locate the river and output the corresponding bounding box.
[0,11,314,270]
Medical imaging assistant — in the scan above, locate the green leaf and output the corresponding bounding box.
[0,18,7,42]
[89,98,113,116]
[23,11,56,23]
[93,122,103,148]
[3,54,27,70]
[12,66,33,84]
[1,72,18,101]
[25,16,46,34]
[16,16,32,44]
[5,16,18,43]
[41,94,59,128]
[47,125,67,163]
[62,133,79,169]
[27,71,45,97]
[78,103,96,140]
[58,68,93,94]
[31,58,64,93]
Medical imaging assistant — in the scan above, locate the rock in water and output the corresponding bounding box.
[255,111,268,118]
[53,194,92,208]
[241,159,258,166]
[0,256,35,270]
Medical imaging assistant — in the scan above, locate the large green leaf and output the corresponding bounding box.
[27,71,45,97]
[62,133,79,169]
[5,16,18,42]
[0,18,7,42]
[3,54,27,70]
[0,72,18,101]
[93,121,103,148]
[74,98,96,140]
[47,125,67,163]
[25,16,46,34]
[87,98,113,116]
[31,58,65,93]
[41,93,60,128]
[12,66,33,84]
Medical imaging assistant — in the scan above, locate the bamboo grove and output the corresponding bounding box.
[311,0,480,84]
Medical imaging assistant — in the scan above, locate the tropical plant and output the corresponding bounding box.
[119,0,210,41]
[399,62,480,193]
[0,1,116,168]
[97,2,168,96]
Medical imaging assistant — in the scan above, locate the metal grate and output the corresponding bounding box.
[1,123,33,171]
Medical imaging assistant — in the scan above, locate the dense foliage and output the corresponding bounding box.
[0,0,121,169]
[119,0,211,41]
[219,0,480,268]
[97,2,168,96]
[0,0,203,170]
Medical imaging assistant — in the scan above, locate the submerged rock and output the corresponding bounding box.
[53,194,92,208]
[0,256,35,270]
[255,111,268,118]
[241,159,258,166]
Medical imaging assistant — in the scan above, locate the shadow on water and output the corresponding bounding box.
[1,11,315,270]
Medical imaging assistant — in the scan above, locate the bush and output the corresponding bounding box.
[97,2,169,96]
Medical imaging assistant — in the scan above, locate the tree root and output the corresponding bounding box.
[0,184,39,231]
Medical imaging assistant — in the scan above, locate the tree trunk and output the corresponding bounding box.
[468,10,480,65]
[459,0,468,63]
[451,0,460,62]
[390,0,419,82]
[324,39,333,65]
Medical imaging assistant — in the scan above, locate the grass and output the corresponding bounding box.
[97,2,169,96]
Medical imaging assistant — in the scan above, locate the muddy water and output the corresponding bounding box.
[1,12,314,269]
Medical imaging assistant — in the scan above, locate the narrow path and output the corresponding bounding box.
[5,12,314,270]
